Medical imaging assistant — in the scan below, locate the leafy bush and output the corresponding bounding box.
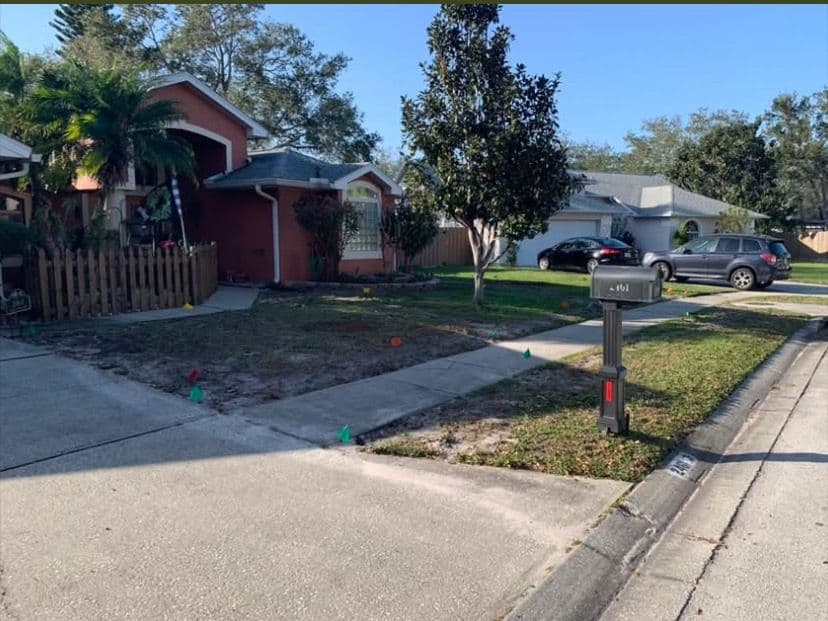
[0,220,36,256]
[381,202,438,270]
[294,194,358,281]
[505,241,519,266]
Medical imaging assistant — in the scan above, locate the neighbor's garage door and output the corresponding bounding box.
[516,219,600,266]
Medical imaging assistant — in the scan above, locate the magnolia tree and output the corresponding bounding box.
[401,4,578,305]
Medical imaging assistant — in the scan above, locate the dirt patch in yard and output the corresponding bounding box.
[29,286,579,413]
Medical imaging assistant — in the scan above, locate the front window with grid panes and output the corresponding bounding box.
[345,184,381,254]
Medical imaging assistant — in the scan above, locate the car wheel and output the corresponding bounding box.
[755,280,773,290]
[730,267,756,290]
[538,256,550,271]
[586,259,599,274]
[653,261,671,281]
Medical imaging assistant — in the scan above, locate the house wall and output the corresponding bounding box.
[277,172,396,282]
[148,82,250,169]
[194,189,274,283]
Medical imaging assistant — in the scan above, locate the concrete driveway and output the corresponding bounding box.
[0,338,628,621]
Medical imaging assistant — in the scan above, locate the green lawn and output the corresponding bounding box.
[740,295,828,307]
[791,262,828,284]
[366,306,806,482]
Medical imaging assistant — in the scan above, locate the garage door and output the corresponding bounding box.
[516,219,600,266]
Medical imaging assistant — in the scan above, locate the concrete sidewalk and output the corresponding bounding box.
[239,291,754,445]
[601,331,828,621]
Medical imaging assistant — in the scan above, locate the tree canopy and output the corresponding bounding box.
[668,121,786,231]
[402,4,577,305]
[64,3,381,161]
[50,4,115,46]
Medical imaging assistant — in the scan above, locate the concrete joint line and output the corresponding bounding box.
[0,414,210,473]
[673,341,827,621]
[0,352,53,363]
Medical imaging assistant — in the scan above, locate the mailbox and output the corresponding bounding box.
[588,266,662,435]
[590,266,663,304]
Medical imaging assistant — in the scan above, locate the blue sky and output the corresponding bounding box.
[1,4,826,155]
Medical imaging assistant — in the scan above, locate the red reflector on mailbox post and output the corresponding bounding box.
[604,380,614,403]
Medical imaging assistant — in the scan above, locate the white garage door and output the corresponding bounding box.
[516,219,600,267]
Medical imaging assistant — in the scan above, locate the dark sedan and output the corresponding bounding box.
[537,237,640,273]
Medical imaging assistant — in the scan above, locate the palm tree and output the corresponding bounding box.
[27,61,195,220]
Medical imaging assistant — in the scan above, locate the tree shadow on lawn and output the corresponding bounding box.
[361,307,808,482]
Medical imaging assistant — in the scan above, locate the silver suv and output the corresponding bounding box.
[641,234,792,290]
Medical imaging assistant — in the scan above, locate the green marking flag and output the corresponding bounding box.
[523,349,531,359]
[24,325,37,337]
[189,385,203,403]
[489,330,500,340]
[338,425,351,444]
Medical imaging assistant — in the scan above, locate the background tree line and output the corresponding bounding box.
[567,91,828,230]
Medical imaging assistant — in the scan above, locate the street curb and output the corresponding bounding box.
[505,318,823,621]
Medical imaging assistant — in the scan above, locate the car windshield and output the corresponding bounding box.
[600,238,630,249]
[769,241,790,257]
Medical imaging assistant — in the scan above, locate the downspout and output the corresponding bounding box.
[255,184,280,284]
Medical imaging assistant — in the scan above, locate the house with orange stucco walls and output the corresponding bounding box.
[67,71,402,284]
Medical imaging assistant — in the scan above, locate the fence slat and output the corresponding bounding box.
[64,250,76,320]
[75,251,86,316]
[147,248,157,309]
[190,249,201,304]
[138,248,148,310]
[164,247,173,308]
[52,252,64,321]
[36,249,51,321]
[173,247,182,306]
[108,248,118,314]
[118,247,127,311]
[182,248,192,305]
[98,251,109,315]
[86,249,98,315]
[128,248,138,312]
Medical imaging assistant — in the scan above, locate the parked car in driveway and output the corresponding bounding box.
[641,234,791,290]
[537,237,639,273]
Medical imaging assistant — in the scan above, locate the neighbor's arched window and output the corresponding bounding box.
[345,182,381,257]
[683,220,700,240]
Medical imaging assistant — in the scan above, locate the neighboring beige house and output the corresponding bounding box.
[503,171,767,267]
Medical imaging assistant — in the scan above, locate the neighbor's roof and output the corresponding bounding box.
[572,170,766,219]
[562,191,637,216]
[150,72,269,139]
[205,147,403,196]
[0,134,40,162]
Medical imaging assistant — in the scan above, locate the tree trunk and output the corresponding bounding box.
[473,263,485,307]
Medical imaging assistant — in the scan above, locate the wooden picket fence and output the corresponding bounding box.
[25,243,218,321]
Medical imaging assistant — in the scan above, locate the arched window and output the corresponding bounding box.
[344,182,381,257]
[683,220,700,240]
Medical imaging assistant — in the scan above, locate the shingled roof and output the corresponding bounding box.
[572,171,766,219]
[205,148,402,196]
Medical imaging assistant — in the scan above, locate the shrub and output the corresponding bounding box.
[381,202,438,270]
[505,241,519,266]
[294,194,358,281]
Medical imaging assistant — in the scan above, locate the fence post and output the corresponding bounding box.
[147,247,157,309]
[98,250,109,315]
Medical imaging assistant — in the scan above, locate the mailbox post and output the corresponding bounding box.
[590,266,663,435]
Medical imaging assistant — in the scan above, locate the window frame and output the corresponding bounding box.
[342,181,383,260]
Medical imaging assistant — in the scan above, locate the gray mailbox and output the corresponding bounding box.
[590,265,662,304]
[590,266,663,435]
